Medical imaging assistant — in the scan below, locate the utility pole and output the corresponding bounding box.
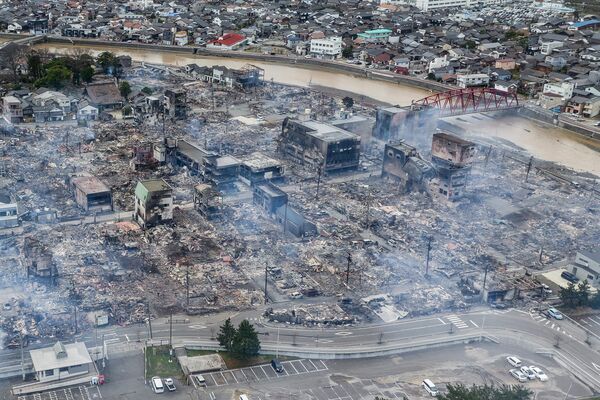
[74,306,78,334]
[425,236,432,278]
[482,264,489,301]
[315,165,322,200]
[147,302,153,340]
[264,263,268,304]
[484,146,493,168]
[364,188,372,230]
[185,264,190,310]
[283,203,288,234]
[525,156,534,182]
[169,312,173,348]
[19,332,24,381]
[346,252,352,285]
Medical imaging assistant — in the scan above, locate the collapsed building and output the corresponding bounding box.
[279,118,361,173]
[71,176,113,212]
[381,142,435,193]
[23,237,57,278]
[164,89,187,120]
[134,179,174,229]
[253,182,317,237]
[130,143,160,171]
[193,183,223,219]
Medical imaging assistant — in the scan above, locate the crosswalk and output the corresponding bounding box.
[446,314,469,329]
[580,315,600,328]
[531,313,574,338]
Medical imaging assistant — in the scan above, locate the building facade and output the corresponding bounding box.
[134,179,174,229]
[310,37,342,58]
[279,118,361,173]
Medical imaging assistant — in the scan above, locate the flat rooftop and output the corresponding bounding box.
[257,182,287,199]
[242,152,281,170]
[177,140,212,162]
[139,179,171,193]
[215,155,240,168]
[433,131,475,146]
[72,176,110,195]
[299,120,360,142]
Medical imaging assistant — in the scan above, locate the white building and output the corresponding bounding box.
[569,249,600,287]
[456,74,490,88]
[2,95,23,123]
[413,0,503,11]
[540,40,564,55]
[542,81,574,100]
[310,37,342,58]
[0,193,18,228]
[428,55,449,73]
[29,342,94,383]
[134,179,174,229]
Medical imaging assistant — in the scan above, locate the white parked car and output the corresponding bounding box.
[510,368,528,383]
[529,366,548,381]
[520,366,536,380]
[289,291,303,299]
[507,356,522,367]
[151,376,164,393]
[422,379,439,396]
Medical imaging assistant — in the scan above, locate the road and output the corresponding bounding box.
[3,307,600,391]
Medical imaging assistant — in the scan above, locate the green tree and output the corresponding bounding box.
[119,81,132,99]
[560,282,578,308]
[231,319,261,358]
[438,383,532,400]
[97,51,117,72]
[35,65,71,89]
[577,279,591,306]
[27,53,43,80]
[81,65,94,83]
[141,86,153,95]
[342,45,354,59]
[465,40,477,49]
[217,318,237,352]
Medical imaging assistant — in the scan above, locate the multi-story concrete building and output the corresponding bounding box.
[357,29,392,43]
[279,118,361,173]
[2,95,23,123]
[542,81,575,101]
[164,89,187,120]
[540,40,564,55]
[413,0,505,11]
[71,176,113,212]
[381,142,435,193]
[134,179,174,229]
[310,37,342,58]
[569,249,600,287]
[0,192,18,228]
[430,132,475,201]
[456,74,490,88]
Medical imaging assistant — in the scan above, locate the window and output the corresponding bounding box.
[59,367,69,373]
[45,369,54,376]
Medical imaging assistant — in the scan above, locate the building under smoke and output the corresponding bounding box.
[164,89,187,120]
[193,184,223,220]
[279,118,361,173]
[239,152,284,186]
[430,132,475,201]
[0,192,18,228]
[381,142,435,193]
[173,140,240,189]
[23,236,57,278]
[372,105,438,151]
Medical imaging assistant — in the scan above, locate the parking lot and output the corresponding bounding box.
[202,359,328,387]
[578,314,600,336]
[16,386,102,400]
[303,379,409,400]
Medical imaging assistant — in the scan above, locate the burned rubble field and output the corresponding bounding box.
[0,71,599,348]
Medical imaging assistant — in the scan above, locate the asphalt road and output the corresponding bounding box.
[4,307,600,391]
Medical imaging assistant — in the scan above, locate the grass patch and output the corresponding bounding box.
[145,345,182,379]
[186,349,296,369]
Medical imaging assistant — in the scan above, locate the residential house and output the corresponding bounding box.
[2,96,23,123]
[77,104,99,121]
[568,249,600,287]
[206,33,248,50]
[84,81,123,111]
[565,95,600,118]
[495,58,516,70]
[27,341,94,385]
[456,73,490,88]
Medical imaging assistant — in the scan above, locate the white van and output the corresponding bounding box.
[422,379,439,396]
[151,376,164,394]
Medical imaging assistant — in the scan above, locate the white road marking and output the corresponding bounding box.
[545,320,550,325]
[188,325,207,330]
[438,318,447,325]
[470,320,479,328]
[551,323,555,329]
[335,331,353,336]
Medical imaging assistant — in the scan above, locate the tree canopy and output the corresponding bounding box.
[217,318,261,358]
[437,383,532,400]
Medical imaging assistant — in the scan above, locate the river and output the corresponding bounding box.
[36,43,600,177]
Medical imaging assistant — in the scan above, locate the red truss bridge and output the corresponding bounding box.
[411,87,520,117]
